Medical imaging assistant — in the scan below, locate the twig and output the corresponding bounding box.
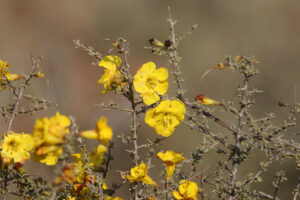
[230,73,249,199]
[103,144,113,179]
[120,42,140,200]
[73,40,102,60]
[258,191,280,200]
[94,103,134,113]
[183,113,234,151]
[293,178,300,200]
[272,174,283,200]
[275,138,300,151]
[7,56,41,133]
[167,7,185,101]
[186,101,239,134]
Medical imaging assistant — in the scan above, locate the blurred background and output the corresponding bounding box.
[0,0,299,199]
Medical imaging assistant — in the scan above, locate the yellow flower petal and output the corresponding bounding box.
[55,112,71,127]
[34,147,63,165]
[155,99,171,113]
[98,55,122,71]
[80,130,98,139]
[173,180,199,200]
[152,67,168,81]
[81,117,113,145]
[98,69,114,85]
[4,72,22,81]
[166,164,176,180]
[170,100,186,120]
[138,62,156,77]
[141,91,160,106]
[173,191,184,200]
[89,144,107,169]
[96,117,113,145]
[155,80,168,95]
[142,175,158,187]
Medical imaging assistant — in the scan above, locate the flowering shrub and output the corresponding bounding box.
[0,9,299,200]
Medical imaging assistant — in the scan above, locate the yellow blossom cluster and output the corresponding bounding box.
[97,56,186,137]
[126,150,185,185]
[126,160,200,199]
[0,112,71,166]
[0,114,114,168]
[59,144,107,184]
[0,54,201,199]
[31,112,71,165]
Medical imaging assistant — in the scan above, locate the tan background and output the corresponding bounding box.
[0,0,299,199]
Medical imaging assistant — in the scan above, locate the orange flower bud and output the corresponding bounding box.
[216,62,225,69]
[234,56,243,63]
[195,94,219,106]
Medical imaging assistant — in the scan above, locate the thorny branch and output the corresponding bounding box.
[7,56,43,133]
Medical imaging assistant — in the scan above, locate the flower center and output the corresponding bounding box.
[160,113,173,128]
[8,140,19,151]
[146,78,157,89]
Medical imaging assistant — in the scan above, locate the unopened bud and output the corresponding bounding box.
[149,38,164,47]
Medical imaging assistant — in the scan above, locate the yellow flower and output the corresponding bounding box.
[195,94,219,106]
[0,59,10,71]
[0,59,22,91]
[31,112,71,165]
[98,55,124,94]
[71,153,86,183]
[157,150,185,180]
[0,133,34,164]
[61,145,107,183]
[2,72,22,81]
[59,163,76,183]
[126,163,157,186]
[88,144,107,170]
[145,99,185,137]
[133,62,168,105]
[173,180,199,200]
[0,60,22,81]
[34,146,63,165]
[80,117,113,146]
